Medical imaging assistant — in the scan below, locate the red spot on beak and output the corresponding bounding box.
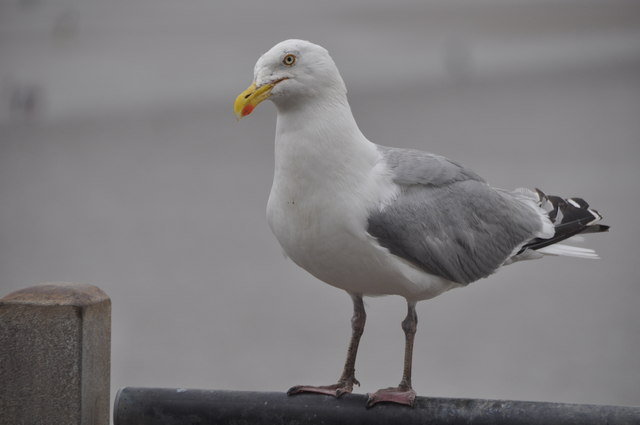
[242,104,254,117]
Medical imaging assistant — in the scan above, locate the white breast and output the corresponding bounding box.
[267,122,379,280]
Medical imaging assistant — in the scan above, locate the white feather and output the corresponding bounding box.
[567,199,581,208]
[537,244,600,259]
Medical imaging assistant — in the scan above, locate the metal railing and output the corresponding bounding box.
[114,387,640,425]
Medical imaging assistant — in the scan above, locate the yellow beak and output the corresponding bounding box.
[234,78,289,119]
[233,81,274,119]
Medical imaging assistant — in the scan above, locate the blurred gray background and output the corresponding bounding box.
[2,0,640,409]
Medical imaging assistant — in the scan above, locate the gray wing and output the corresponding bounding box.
[368,146,543,285]
[379,146,486,186]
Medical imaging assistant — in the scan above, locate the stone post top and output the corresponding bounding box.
[0,282,110,306]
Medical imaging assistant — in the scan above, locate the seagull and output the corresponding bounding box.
[233,39,609,408]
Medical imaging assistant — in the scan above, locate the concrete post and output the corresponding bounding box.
[0,282,111,425]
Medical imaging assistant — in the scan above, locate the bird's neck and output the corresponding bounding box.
[273,96,378,187]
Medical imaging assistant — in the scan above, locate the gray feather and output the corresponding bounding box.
[379,146,486,186]
[368,146,544,285]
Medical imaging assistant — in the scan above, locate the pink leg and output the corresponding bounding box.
[367,301,418,408]
[288,293,366,398]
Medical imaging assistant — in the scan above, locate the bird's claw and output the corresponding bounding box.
[287,378,358,398]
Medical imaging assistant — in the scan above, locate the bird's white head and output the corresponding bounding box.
[234,39,346,119]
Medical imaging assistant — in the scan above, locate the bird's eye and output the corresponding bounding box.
[282,54,296,66]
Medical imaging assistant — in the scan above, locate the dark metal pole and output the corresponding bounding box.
[114,387,640,425]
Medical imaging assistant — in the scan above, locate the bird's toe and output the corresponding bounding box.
[366,386,416,408]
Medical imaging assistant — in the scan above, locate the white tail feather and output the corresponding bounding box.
[537,244,600,259]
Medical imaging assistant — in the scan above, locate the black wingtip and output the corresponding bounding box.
[518,190,608,254]
[581,224,610,234]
